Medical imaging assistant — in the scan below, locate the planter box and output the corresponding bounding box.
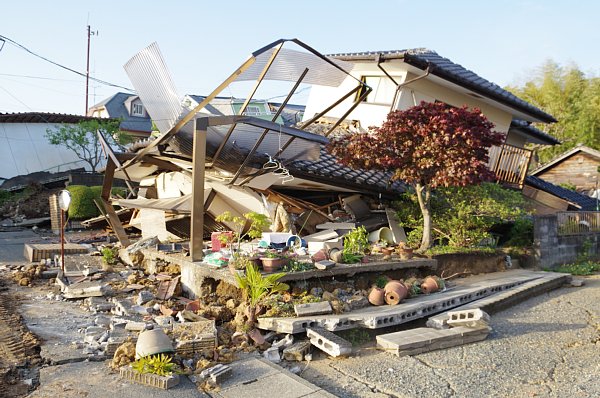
[119,366,180,390]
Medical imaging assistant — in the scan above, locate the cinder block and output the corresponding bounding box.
[199,364,232,384]
[283,341,311,361]
[377,325,491,356]
[306,327,352,357]
[294,301,333,317]
[446,309,490,328]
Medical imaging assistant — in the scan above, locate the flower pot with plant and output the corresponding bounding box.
[260,251,289,272]
[341,226,369,264]
[235,262,289,339]
[215,211,270,267]
[421,275,445,294]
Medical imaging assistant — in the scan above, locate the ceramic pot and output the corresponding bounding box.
[399,248,413,260]
[420,276,439,294]
[381,247,394,256]
[260,257,288,273]
[384,280,408,305]
[135,328,174,359]
[368,287,386,306]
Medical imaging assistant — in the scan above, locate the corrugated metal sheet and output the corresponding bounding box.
[124,42,184,134]
[237,47,353,87]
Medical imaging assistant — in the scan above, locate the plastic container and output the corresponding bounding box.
[368,227,395,244]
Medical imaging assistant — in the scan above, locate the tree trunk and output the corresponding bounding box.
[415,183,432,252]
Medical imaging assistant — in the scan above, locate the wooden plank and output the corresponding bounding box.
[100,198,131,247]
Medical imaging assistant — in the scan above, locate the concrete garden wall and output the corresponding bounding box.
[534,215,600,269]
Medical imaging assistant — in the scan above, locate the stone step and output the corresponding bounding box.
[427,272,570,329]
[258,271,544,334]
[377,325,491,356]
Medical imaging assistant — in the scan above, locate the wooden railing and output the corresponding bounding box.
[488,144,532,187]
[557,211,600,236]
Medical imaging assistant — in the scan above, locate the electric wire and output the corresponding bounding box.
[0,34,134,92]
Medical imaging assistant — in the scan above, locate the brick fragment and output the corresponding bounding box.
[294,301,333,317]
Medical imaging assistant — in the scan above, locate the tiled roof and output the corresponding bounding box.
[510,119,560,146]
[0,112,99,124]
[289,147,407,195]
[532,145,600,175]
[89,92,152,133]
[328,49,557,124]
[525,175,598,211]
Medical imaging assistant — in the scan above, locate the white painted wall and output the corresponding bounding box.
[0,122,90,179]
[303,60,514,136]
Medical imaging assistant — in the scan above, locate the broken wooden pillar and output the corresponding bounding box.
[190,118,207,262]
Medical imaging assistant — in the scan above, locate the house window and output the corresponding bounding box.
[132,103,144,117]
[358,76,399,105]
[244,105,262,116]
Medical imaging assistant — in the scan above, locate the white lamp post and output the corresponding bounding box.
[57,190,71,273]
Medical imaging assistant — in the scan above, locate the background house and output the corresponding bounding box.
[531,145,600,198]
[183,95,288,125]
[0,112,102,180]
[87,92,153,138]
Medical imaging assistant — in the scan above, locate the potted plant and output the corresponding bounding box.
[368,275,389,306]
[420,275,445,294]
[260,250,289,272]
[215,211,270,266]
[397,241,414,260]
[341,226,369,264]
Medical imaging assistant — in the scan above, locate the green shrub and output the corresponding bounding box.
[66,186,98,220]
[504,217,534,247]
[551,261,600,276]
[66,185,127,220]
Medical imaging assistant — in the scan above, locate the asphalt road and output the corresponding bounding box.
[299,275,600,398]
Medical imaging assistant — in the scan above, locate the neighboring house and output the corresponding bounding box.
[304,49,560,187]
[531,145,600,197]
[524,175,599,215]
[183,95,287,125]
[0,112,101,180]
[87,92,153,138]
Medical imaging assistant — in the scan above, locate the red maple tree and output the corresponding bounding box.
[328,101,504,251]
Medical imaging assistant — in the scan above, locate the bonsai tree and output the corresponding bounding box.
[235,263,289,330]
[328,101,504,252]
[215,211,270,254]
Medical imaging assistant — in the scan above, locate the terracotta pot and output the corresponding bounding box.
[368,287,385,306]
[399,248,413,260]
[381,247,394,256]
[384,280,408,305]
[420,276,439,294]
[135,328,174,359]
[260,257,288,273]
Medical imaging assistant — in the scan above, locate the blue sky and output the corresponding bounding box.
[1,0,598,115]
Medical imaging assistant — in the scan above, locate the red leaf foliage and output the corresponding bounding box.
[327,102,504,189]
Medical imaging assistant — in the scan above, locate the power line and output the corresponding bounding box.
[0,33,134,92]
[0,72,81,82]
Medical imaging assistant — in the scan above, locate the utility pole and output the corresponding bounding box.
[85,25,97,115]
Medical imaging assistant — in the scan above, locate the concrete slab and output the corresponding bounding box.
[28,361,204,398]
[259,270,545,333]
[426,271,570,329]
[211,357,335,398]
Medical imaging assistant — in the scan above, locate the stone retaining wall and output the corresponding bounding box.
[534,214,600,268]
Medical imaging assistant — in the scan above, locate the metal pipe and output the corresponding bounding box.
[390,66,432,112]
[376,53,399,86]
[207,43,284,168]
[60,209,65,273]
[324,86,372,137]
[229,68,309,186]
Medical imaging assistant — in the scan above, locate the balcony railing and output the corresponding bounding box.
[488,144,532,188]
[557,211,600,236]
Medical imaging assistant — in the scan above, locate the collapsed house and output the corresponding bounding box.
[97,38,560,263]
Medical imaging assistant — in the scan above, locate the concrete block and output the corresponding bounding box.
[263,346,282,363]
[306,327,352,357]
[294,301,333,317]
[377,325,490,356]
[314,260,336,270]
[112,299,134,317]
[199,364,232,384]
[446,309,490,328]
[283,341,311,361]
